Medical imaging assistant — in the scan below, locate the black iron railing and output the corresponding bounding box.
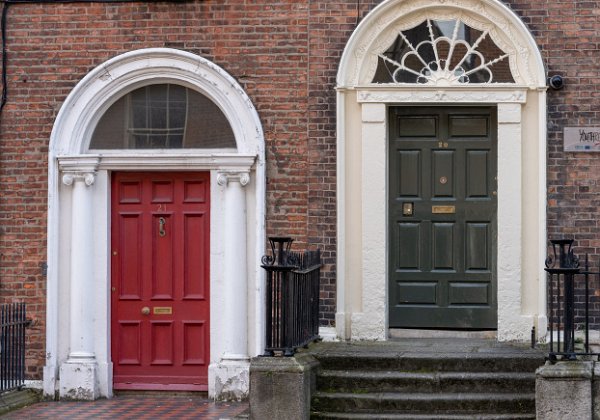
[1,303,29,393]
[545,239,600,360]
[262,237,322,356]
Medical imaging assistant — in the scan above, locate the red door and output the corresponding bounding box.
[111,172,210,390]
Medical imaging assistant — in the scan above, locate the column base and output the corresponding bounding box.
[209,357,250,401]
[350,312,386,341]
[59,360,99,400]
[43,364,57,399]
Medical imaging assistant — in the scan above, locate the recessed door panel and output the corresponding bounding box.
[432,150,455,198]
[150,321,174,365]
[398,116,438,137]
[119,213,143,300]
[111,172,210,390]
[450,116,489,137]
[183,180,207,203]
[432,222,455,271]
[183,213,208,299]
[151,180,174,203]
[389,107,497,329]
[449,282,490,305]
[466,150,490,198]
[396,282,437,305]
[396,222,421,270]
[118,321,141,365]
[466,222,490,271]
[182,321,207,365]
[119,181,142,204]
[397,150,421,198]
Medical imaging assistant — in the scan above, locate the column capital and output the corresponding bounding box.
[62,171,96,187]
[217,171,250,187]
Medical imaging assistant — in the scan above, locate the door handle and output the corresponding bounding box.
[141,306,150,315]
[158,217,166,237]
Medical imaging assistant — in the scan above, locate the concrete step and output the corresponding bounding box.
[311,412,536,419]
[316,370,535,394]
[314,353,543,373]
[310,391,535,415]
[0,389,41,416]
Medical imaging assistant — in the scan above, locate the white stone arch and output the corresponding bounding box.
[335,0,548,343]
[338,0,546,88]
[44,48,265,400]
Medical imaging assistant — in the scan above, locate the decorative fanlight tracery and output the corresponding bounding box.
[373,19,515,85]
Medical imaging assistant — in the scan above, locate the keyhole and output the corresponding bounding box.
[158,217,166,237]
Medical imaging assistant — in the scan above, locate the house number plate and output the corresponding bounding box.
[432,205,456,214]
[153,307,173,315]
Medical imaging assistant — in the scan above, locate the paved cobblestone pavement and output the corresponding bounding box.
[0,394,248,419]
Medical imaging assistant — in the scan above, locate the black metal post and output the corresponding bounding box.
[545,239,584,361]
[585,254,590,353]
[261,238,321,357]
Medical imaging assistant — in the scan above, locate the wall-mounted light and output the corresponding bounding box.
[548,75,565,90]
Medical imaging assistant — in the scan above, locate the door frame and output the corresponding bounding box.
[45,49,265,400]
[335,0,549,343]
[340,93,537,341]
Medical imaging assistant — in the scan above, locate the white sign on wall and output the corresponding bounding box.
[564,127,600,152]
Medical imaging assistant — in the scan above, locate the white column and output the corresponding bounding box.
[59,170,99,400]
[209,170,250,401]
[218,171,250,360]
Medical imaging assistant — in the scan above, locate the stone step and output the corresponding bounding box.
[310,391,535,415]
[314,353,543,373]
[316,370,535,394]
[311,412,536,420]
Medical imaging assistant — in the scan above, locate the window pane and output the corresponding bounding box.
[90,84,236,149]
[372,19,515,84]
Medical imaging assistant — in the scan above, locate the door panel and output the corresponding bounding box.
[389,107,497,329]
[111,172,210,390]
[398,150,422,197]
[432,222,455,271]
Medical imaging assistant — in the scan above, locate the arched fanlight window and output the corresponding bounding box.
[90,84,236,149]
[372,19,515,85]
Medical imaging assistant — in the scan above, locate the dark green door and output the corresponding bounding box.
[389,107,497,329]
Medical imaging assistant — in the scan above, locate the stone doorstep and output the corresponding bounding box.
[0,389,42,416]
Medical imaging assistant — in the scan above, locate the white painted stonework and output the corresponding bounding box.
[336,0,548,342]
[45,49,265,400]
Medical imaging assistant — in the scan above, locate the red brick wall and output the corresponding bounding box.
[505,0,600,325]
[0,0,333,379]
[0,0,599,379]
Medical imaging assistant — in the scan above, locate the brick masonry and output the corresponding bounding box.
[0,0,598,379]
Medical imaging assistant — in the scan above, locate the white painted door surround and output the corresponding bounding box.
[335,0,549,342]
[45,48,265,400]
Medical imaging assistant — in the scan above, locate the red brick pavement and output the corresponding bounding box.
[0,394,248,419]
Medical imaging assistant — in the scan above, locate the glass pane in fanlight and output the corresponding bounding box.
[90,84,236,149]
[372,19,514,84]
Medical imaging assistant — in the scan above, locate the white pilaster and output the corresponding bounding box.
[352,103,387,341]
[496,103,529,341]
[209,171,250,401]
[59,169,99,400]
